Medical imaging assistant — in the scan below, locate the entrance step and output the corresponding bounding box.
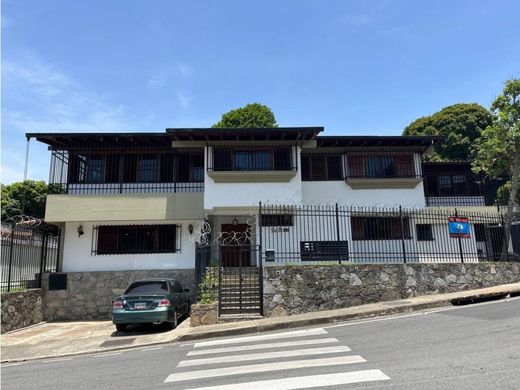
[218,314,264,323]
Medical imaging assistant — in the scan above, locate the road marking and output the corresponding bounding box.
[187,338,339,356]
[193,328,328,348]
[2,362,26,367]
[92,352,123,358]
[140,347,163,352]
[164,355,366,382]
[183,369,390,390]
[178,345,351,367]
[41,358,73,363]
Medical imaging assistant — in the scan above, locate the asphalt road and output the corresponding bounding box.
[2,296,520,390]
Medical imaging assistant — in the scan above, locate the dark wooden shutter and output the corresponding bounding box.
[348,156,364,178]
[97,226,119,254]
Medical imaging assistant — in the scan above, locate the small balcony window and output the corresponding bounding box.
[212,147,293,171]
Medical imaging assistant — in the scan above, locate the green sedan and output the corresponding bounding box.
[112,278,190,332]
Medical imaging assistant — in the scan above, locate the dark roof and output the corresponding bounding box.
[26,130,441,152]
[166,127,323,141]
[26,132,172,148]
[316,135,443,151]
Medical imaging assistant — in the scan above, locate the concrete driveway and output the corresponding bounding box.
[1,318,190,362]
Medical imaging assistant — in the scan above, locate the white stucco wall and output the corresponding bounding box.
[302,181,426,208]
[204,146,303,210]
[61,220,197,272]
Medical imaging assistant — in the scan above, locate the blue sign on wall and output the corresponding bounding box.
[448,217,471,239]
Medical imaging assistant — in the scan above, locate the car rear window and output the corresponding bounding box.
[124,281,169,294]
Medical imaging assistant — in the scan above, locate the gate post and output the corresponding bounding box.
[335,203,341,265]
[6,222,16,292]
[399,206,407,264]
[258,201,264,316]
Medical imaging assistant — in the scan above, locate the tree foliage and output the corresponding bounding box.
[403,103,493,161]
[1,180,48,221]
[212,103,277,128]
[473,80,520,180]
[473,78,520,258]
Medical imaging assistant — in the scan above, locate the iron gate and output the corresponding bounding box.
[195,244,263,316]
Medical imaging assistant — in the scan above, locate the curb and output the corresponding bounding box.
[3,284,519,363]
[177,300,451,342]
[178,287,520,342]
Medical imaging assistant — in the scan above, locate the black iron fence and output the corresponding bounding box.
[259,203,520,264]
[1,220,60,292]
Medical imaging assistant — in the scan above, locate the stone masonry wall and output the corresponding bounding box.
[1,289,44,333]
[42,269,195,321]
[263,263,520,317]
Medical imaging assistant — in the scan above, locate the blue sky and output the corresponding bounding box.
[2,0,519,183]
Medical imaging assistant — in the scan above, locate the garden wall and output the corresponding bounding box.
[263,263,520,317]
[42,269,195,321]
[1,289,44,333]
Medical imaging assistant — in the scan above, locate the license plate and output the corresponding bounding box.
[134,302,147,309]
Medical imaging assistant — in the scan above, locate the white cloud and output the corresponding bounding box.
[176,62,193,78]
[1,53,148,183]
[176,92,192,109]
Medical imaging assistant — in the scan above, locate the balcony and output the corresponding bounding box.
[346,153,420,186]
[207,146,298,182]
[48,148,204,195]
[423,173,488,207]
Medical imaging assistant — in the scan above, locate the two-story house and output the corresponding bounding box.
[29,127,449,273]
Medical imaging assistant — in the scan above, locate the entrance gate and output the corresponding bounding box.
[195,244,263,316]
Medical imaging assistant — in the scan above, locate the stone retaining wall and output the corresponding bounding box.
[42,269,195,321]
[190,302,218,327]
[1,289,44,333]
[263,263,520,317]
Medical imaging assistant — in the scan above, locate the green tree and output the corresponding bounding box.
[212,103,277,128]
[403,103,493,161]
[473,79,520,258]
[1,180,48,221]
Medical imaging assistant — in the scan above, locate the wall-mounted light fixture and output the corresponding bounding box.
[77,225,84,237]
[188,224,194,235]
[232,217,238,226]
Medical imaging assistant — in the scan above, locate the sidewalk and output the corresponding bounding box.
[2,282,519,363]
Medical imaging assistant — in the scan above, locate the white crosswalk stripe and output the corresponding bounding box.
[178,345,351,367]
[164,355,367,382]
[193,328,328,348]
[164,327,391,389]
[183,370,391,390]
[187,337,339,356]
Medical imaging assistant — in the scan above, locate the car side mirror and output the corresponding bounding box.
[184,288,190,293]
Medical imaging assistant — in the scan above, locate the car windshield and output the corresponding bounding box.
[124,281,169,294]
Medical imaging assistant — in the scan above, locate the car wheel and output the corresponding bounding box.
[116,324,127,332]
[168,310,178,329]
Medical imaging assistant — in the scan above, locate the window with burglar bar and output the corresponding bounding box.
[351,216,411,240]
[301,154,343,181]
[93,224,180,255]
[347,154,417,179]
[211,147,294,171]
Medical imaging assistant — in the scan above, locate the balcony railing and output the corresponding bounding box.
[48,147,204,195]
[207,146,297,172]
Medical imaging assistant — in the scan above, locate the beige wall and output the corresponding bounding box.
[45,193,204,222]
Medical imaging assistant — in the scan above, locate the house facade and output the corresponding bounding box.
[28,127,509,276]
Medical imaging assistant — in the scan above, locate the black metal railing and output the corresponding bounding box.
[345,151,420,179]
[48,147,204,195]
[1,221,60,292]
[259,203,520,264]
[425,196,487,207]
[208,146,297,172]
[195,244,263,315]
